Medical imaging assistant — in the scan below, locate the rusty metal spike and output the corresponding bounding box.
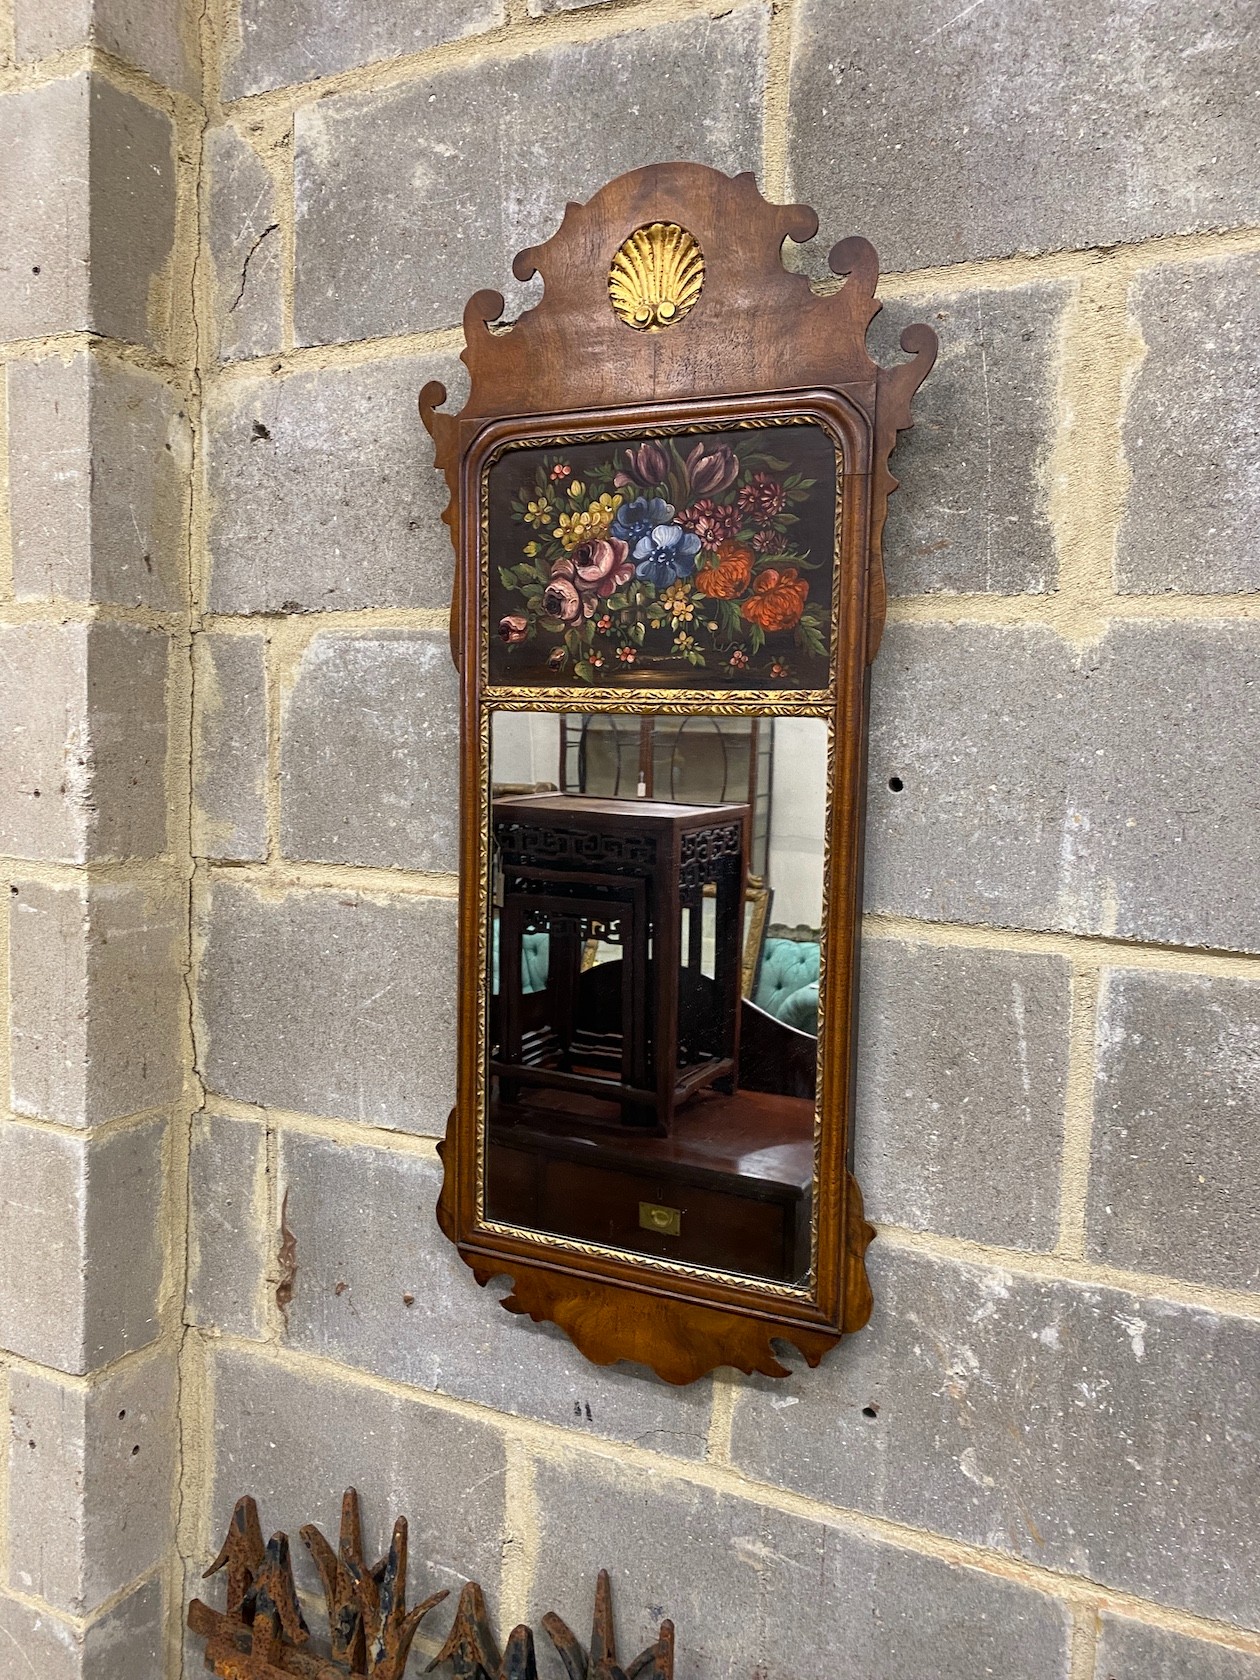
[302,1519,366,1669]
[363,1517,403,1676]
[589,1571,615,1672]
[500,1625,539,1680]
[341,1487,365,1563]
[400,1590,453,1660]
[427,1580,502,1680]
[302,1519,338,1603]
[349,1540,383,1639]
[246,1533,309,1648]
[541,1612,587,1680]
[203,1496,265,1622]
[379,1516,408,1629]
[626,1619,674,1680]
[658,1621,674,1680]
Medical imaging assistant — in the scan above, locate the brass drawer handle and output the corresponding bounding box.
[639,1202,681,1236]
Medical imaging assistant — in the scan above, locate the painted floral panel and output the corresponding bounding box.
[485,422,839,689]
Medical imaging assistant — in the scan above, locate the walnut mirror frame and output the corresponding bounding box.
[420,163,936,1385]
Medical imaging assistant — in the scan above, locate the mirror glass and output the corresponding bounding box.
[484,709,827,1286]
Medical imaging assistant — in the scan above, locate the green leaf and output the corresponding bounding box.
[574,661,595,684]
[715,599,742,637]
[795,618,827,657]
[747,621,765,654]
[629,621,646,647]
[498,567,518,591]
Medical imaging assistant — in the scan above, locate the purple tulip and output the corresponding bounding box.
[684,440,739,496]
[615,440,671,490]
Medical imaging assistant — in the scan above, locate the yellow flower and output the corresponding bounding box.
[554,493,623,551]
[524,541,540,557]
[524,498,553,529]
[590,492,622,525]
[567,480,585,500]
[554,509,597,549]
[660,580,695,624]
[674,631,698,653]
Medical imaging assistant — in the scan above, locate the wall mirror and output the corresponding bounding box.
[421,163,936,1383]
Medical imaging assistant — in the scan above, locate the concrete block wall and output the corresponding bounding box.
[179,1,1260,1676]
[3,0,1260,1675]
[0,0,197,1671]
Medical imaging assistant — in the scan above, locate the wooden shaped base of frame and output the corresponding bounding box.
[484,1267,835,1386]
[440,1159,875,1386]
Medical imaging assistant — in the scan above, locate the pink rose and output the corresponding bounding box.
[498,613,528,644]
[543,576,584,624]
[572,536,633,598]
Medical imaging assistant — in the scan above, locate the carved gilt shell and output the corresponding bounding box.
[608,222,704,331]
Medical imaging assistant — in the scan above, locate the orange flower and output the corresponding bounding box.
[694,539,754,599]
[740,567,809,632]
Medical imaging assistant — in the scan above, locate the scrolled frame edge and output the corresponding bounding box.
[421,163,935,1383]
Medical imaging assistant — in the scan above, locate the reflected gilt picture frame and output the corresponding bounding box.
[420,163,936,1383]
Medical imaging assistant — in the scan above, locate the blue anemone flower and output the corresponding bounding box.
[632,522,702,589]
[611,496,674,551]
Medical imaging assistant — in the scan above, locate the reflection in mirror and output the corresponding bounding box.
[485,709,826,1285]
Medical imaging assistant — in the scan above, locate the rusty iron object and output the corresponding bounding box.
[426,1581,503,1679]
[189,1492,675,1680]
[544,1569,674,1680]
[188,1489,447,1679]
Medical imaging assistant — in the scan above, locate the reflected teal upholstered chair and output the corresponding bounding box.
[491,926,550,995]
[753,937,820,1036]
